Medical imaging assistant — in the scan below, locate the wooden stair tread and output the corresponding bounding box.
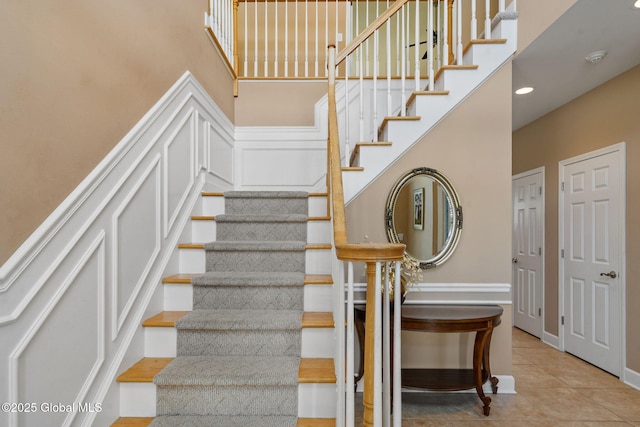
[143,311,333,328]
[342,166,364,172]
[201,191,224,197]
[350,142,393,167]
[111,416,335,426]
[111,417,154,427]
[118,357,334,383]
[306,243,332,250]
[162,273,199,284]
[142,311,189,327]
[299,358,336,383]
[117,358,173,382]
[379,115,420,136]
[308,216,331,221]
[297,418,337,427]
[302,312,334,328]
[304,274,333,285]
[191,215,215,221]
[177,243,205,249]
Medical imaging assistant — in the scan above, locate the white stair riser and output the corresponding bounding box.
[164,284,193,311]
[304,284,333,312]
[301,328,335,358]
[191,220,216,243]
[298,384,337,418]
[201,195,328,218]
[164,283,333,312]
[144,326,335,358]
[120,383,157,417]
[145,328,178,357]
[119,382,336,418]
[306,249,332,274]
[201,196,225,216]
[179,248,205,273]
[307,221,331,244]
[308,196,328,217]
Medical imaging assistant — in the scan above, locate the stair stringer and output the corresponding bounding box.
[343,17,518,204]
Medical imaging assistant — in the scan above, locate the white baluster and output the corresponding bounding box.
[325,0,329,76]
[373,262,383,427]
[285,0,289,77]
[414,0,420,90]
[254,0,258,76]
[335,0,340,76]
[456,0,463,63]
[315,0,319,77]
[392,261,402,427]
[386,1,392,117]
[305,0,309,77]
[346,261,355,427]
[499,0,505,13]
[359,45,365,143]
[382,262,391,427]
[365,0,370,76]
[428,0,434,89]
[485,0,492,39]
[274,1,279,77]
[401,4,406,117]
[243,0,248,76]
[443,0,449,66]
[471,0,478,40]
[373,28,378,142]
[264,2,268,76]
[295,0,299,77]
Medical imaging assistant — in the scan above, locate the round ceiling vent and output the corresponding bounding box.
[585,50,607,64]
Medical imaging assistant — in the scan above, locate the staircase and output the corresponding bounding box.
[112,192,336,426]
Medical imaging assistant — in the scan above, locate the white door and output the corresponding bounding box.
[560,144,625,376]
[512,169,544,338]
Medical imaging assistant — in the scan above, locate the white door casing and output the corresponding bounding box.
[559,143,626,376]
[512,168,544,338]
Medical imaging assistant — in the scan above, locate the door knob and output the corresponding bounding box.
[512,258,518,264]
[600,271,617,279]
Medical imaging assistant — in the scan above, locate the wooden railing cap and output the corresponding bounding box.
[335,243,405,262]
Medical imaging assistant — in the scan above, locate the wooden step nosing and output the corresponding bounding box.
[117,357,335,384]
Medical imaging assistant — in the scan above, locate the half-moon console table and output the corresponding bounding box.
[354,304,503,416]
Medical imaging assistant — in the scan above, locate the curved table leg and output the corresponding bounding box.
[482,328,499,394]
[473,328,493,416]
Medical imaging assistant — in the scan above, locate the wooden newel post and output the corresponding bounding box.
[448,0,455,64]
[363,261,378,427]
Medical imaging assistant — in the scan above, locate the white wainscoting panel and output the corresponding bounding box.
[113,157,162,340]
[0,72,234,427]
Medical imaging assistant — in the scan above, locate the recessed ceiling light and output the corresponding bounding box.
[515,86,534,95]
[635,0,640,9]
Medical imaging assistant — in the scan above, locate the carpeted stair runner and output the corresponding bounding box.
[151,191,308,427]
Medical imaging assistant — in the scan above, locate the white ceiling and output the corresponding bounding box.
[512,0,640,130]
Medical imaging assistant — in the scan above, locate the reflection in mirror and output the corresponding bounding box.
[385,167,462,269]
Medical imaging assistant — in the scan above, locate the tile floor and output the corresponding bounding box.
[358,327,640,426]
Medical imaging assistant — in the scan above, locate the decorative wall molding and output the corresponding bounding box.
[0,72,234,427]
[350,282,512,305]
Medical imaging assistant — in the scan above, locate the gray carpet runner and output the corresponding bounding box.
[152,191,308,427]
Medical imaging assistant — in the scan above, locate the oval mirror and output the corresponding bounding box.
[385,167,463,269]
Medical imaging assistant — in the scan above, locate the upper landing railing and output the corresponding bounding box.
[206,0,511,81]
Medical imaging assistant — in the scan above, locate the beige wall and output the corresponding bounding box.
[516,0,576,52]
[0,0,235,265]
[235,81,327,126]
[513,65,640,371]
[347,64,513,374]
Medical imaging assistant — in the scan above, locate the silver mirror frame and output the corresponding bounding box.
[384,167,463,269]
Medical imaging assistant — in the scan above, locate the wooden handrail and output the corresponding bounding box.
[328,45,404,427]
[335,0,411,67]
